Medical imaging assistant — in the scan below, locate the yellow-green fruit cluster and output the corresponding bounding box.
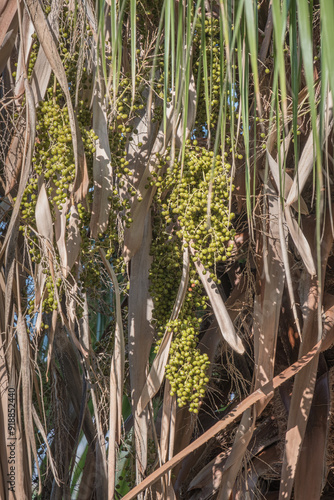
[165,277,209,412]
[166,317,209,412]
[149,230,183,343]
[150,140,238,412]
[149,212,210,413]
[158,145,236,277]
[115,79,145,133]
[21,98,75,223]
[42,276,61,314]
[28,37,39,79]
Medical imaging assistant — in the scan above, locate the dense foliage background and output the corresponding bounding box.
[1,0,334,498]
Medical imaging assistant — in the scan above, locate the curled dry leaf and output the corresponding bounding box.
[45,309,58,381]
[89,80,112,239]
[266,150,308,214]
[35,183,53,244]
[31,44,53,103]
[14,8,35,101]
[0,77,36,262]
[31,0,60,103]
[66,204,81,274]
[5,117,26,195]
[32,405,60,486]
[34,298,44,335]
[190,247,244,355]
[35,182,54,278]
[0,0,18,48]
[0,17,18,75]
[188,450,228,499]
[294,372,330,500]
[99,249,125,500]
[127,213,155,483]
[54,198,70,275]
[217,409,255,500]
[16,311,41,493]
[160,380,174,464]
[284,205,316,276]
[34,260,46,309]
[54,199,81,277]
[253,177,287,416]
[286,91,333,208]
[260,160,310,334]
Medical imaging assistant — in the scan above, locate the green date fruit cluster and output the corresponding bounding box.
[157,144,236,278]
[165,270,210,413]
[149,217,210,413]
[149,139,237,412]
[20,93,95,221]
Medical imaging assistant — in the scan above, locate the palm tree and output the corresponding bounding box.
[1,0,334,498]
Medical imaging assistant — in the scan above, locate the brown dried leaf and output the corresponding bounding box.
[99,249,125,499]
[89,80,112,238]
[53,324,94,444]
[16,311,41,493]
[0,0,17,47]
[66,205,81,274]
[266,150,308,215]
[321,293,334,351]
[99,249,125,442]
[35,183,53,243]
[0,18,18,75]
[217,409,255,500]
[54,199,70,275]
[126,212,155,483]
[235,444,281,500]
[4,117,26,195]
[294,372,330,499]
[286,92,333,207]
[160,380,174,465]
[122,339,322,500]
[279,213,334,500]
[45,309,57,381]
[5,4,60,195]
[123,191,155,262]
[188,450,228,499]
[0,78,36,262]
[284,206,316,275]
[30,0,60,103]
[32,405,60,486]
[60,311,89,359]
[14,8,34,100]
[253,179,286,414]
[190,249,244,354]
[54,199,81,277]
